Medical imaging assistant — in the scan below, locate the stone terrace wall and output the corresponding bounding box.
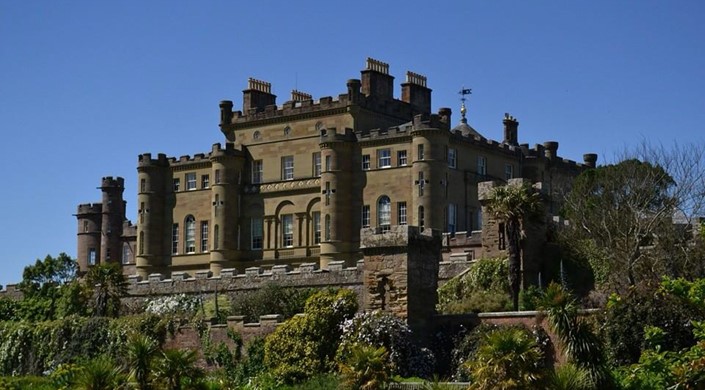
[120,259,471,309]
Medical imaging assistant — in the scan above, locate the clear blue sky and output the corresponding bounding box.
[1,1,704,287]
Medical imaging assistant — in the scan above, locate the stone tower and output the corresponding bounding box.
[99,176,126,263]
[208,143,245,276]
[319,127,363,268]
[136,153,172,279]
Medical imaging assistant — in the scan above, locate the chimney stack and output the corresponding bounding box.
[401,71,431,114]
[243,78,276,112]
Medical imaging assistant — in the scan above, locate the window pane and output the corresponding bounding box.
[378,149,391,168]
[200,221,209,252]
[251,218,263,250]
[282,156,294,180]
[282,214,293,247]
[378,196,391,232]
[186,173,197,190]
[313,212,321,244]
[185,216,196,253]
[397,150,407,166]
[252,160,263,184]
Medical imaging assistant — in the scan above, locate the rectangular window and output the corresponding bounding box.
[201,175,210,189]
[325,155,332,172]
[398,202,407,225]
[418,144,425,160]
[448,203,457,234]
[397,150,407,166]
[478,156,487,176]
[173,178,180,192]
[200,221,209,252]
[362,205,371,228]
[312,211,321,245]
[186,173,197,190]
[88,248,96,266]
[325,214,331,241]
[282,214,294,247]
[282,156,294,180]
[215,169,221,184]
[251,218,263,250]
[252,160,263,184]
[448,148,457,168]
[106,248,111,260]
[505,163,514,180]
[122,244,130,264]
[378,149,391,168]
[140,179,146,193]
[171,224,179,254]
[313,153,321,177]
[362,154,371,170]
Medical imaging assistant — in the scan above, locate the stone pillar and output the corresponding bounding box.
[361,225,442,340]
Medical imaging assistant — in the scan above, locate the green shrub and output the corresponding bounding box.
[231,283,315,323]
[602,282,705,366]
[437,258,509,314]
[264,288,358,384]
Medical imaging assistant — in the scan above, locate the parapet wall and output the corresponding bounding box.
[120,258,470,307]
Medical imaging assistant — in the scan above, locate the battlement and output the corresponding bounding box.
[358,123,412,140]
[319,127,356,144]
[125,261,363,298]
[76,203,102,215]
[100,176,124,189]
[138,153,170,168]
[219,58,433,129]
[360,225,441,249]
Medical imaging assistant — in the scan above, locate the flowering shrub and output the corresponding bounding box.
[145,294,201,316]
[337,311,434,378]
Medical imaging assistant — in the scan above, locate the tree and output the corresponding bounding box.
[85,263,128,317]
[16,253,80,320]
[75,355,126,390]
[563,143,705,291]
[19,253,78,297]
[485,184,543,311]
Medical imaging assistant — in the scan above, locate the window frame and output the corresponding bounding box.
[185,216,196,254]
[201,174,210,189]
[378,149,391,168]
[172,223,179,255]
[377,196,391,232]
[398,202,407,225]
[200,221,209,252]
[312,211,321,245]
[362,205,371,228]
[186,173,197,190]
[282,214,294,247]
[478,156,487,176]
[251,218,263,250]
[252,160,263,184]
[313,152,321,177]
[362,154,371,170]
[282,156,294,181]
[448,148,457,168]
[397,150,407,166]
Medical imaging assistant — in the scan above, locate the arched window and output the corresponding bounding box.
[185,216,196,253]
[378,196,391,232]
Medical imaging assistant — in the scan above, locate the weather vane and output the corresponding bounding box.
[459,87,472,122]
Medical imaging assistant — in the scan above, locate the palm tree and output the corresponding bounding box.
[484,183,543,311]
[539,283,610,389]
[85,262,128,317]
[338,344,390,390]
[126,334,159,390]
[464,327,546,390]
[75,355,126,390]
[153,348,203,390]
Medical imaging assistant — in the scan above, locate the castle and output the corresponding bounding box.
[75,58,597,281]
